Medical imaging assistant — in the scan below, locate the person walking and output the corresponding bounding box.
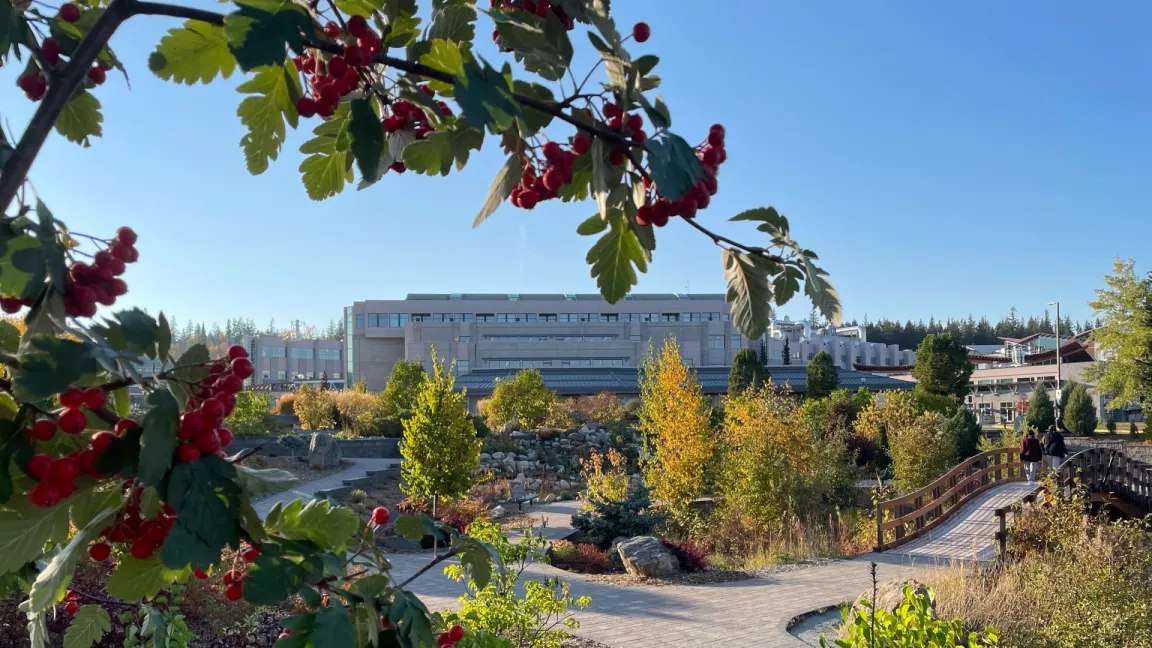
[1042,424,1067,473]
[1020,430,1043,483]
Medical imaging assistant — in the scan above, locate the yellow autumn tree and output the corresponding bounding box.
[638,338,714,525]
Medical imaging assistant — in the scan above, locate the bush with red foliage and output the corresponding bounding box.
[659,537,710,573]
[549,540,614,574]
[844,433,878,467]
[437,498,488,532]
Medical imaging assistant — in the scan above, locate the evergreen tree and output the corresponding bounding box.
[782,337,791,365]
[1061,381,1097,436]
[758,340,768,367]
[729,347,763,393]
[911,333,975,398]
[805,351,838,400]
[1025,384,1056,431]
[1085,258,1152,419]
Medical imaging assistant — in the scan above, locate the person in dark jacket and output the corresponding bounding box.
[1042,425,1067,472]
[1020,430,1043,483]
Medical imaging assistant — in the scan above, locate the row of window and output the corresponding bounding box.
[483,358,630,369]
[484,335,619,343]
[260,371,343,380]
[707,335,744,349]
[354,312,732,328]
[260,347,342,360]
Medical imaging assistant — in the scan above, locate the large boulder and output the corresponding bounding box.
[616,536,680,578]
[308,433,342,470]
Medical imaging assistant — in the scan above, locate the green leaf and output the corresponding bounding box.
[385,13,421,47]
[731,206,789,237]
[0,0,26,59]
[235,465,299,494]
[149,20,237,85]
[0,490,73,577]
[334,0,384,17]
[428,1,475,42]
[160,456,241,571]
[264,499,362,552]
[647,132,703,201]
[557,152,592,202]
[29,610,49,648]
[590,138,609,220]
[635,54,659,76]
[157,313,172,362]
[0,234,42,299]
[348,98,385,183]
[773,266,802,306]
[237,60,302,175]
[458,537,500,590]
[0,320,20,353]
[419,39,467,95]
[111,385,130,419]
[106,556,187,602]
[299,102,355,200]
[54,91,103,147]
[63,604,111,648]
[313,605,355,648]
[115,308,159,356]
[722,249,775,340]
[454,57,521,133]
[137,389,180,488]
[223,0,312,71]
[576,213,608,236]
[393,515,425,541]
[803,259,842,326]
[11,337,100,402]
[171,344,210,383]
[95,425,141,478]
[638,93,670,130]
[489,10,572,82]
[72,487,122,530]
[510,80,555,135]
[25,506,118,613]
[244,553,306,605]
[402,126,483,177]
[472,153,519,227]
[586,210,647,304]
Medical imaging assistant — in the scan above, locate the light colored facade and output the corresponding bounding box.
[764,317,916,369]
[344,293,753,391]
[965,361,1145,425]
[243,335,346,388]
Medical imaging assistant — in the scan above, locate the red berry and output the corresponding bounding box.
[449,625,465,643]
[106,257,126,276]
[193,568,208,579]
[437,633,453,646]
[370,507,390,526]
[76,449,98,475]
[230,357,255,380]
[194,429,220,454]
[632,128,647,143]
[51,456,80,483]
[542,168,565,191]
[59,408,87,435]
[518,190,539,210]
[632,22,650,43]
[130,538,155,560]
[223,569,242,586]
[114,419,138,436]
[296,96,318,118]
[226,345,248,361]
[82,387,106,410]
[59,3,80,22]
[176,443,201,463]
[24,78,46,101]
[225,583,243,601]
[324,21,341,38]
[571,134,591,155]
[33,418,57,441]
[702,147,721,167]
[28,481,62,508]
[64,600,79,614]
[679,198,698,220]
[389,161,407,174]
[216,428,233,448]
[607,117,622,131]
[636,204,653,226]
[608,148,625,166]
[216,374,243,395]
[59,387,84,408]
[110,243,133,262]
[42,38,61,65]
[627,114,643,131]
[27,454,54,479]
[200,397,225,424]
[327,56,348,79]
[708,125,725,147]
[318,82,340,106]
[87,66,106,85]
[116,226,138,246]
[91,430,117,454]
[242,547,260,562]
[604,103,621,119]
[89,542,112,562]
[178,411,203,439]
[0,297,23,313]
[347,14,369,38]
[107,279,128,297]
[542,141,563,163]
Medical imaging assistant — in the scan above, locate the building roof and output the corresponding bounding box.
[402,293,725,302]
[454,366,915,397]
[1023,340,1096,364]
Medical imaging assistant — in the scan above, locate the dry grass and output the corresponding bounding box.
[707,509,873,570]
[923,563,1040,644]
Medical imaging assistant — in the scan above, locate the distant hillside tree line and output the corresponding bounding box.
[840,307,1099,350]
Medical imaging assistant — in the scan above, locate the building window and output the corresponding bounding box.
[457,360,470,374]
[601,313,618,322]
[333,372,341,379]
[276,371,286,380]
[730,335,741,348]
[708,335,724,349]
[476,314,496,322]
[630,334,641,341]
[389,313,409,327]
[262,346,285,358]
[290,347,313,359]
[772,349,781,359]
[367,313,382,327]
[355,314,364,329]
[661,313,680,322]
[318,349,340,360]
[458,335,471,343]
[305,372,314,379]
[539,314,557,322]
[722,313,730,321]
[411,313,431,322]
[261,370,270,379]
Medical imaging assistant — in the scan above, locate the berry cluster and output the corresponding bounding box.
[174,344,254,464]
[17,4,108,102]
[509,140,581,210]
[603,103,647,164]
[380,87,454,174]
[293,15,381,118]
[87,479,177,562]
[222,545,262,601]
[437,624,467,646]
[490,0,575,51]
[63,589,80,615]
[24,386,129,507]
[636,123,726,228]
[63,226,138,318]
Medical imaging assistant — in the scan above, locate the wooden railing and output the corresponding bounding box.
[875,448,1023,552]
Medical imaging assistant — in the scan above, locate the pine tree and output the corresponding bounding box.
[729,347,762,393]
[1061,381,1097,436]
[805,351,838,400]
[782,337,791,365]
[758,340,768,366]
[1025,384,1056,431]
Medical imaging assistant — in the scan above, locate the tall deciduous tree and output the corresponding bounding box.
[911,333,974,398]
[382,359,427,414]
[805,351,838,400]
[729,347,763,393]
[1026,384,1056,431]
[485,368,555,429]
[1061,381,1098,436]
[887,412,957,493]
[639,338,714,526]
[1086,258,1152,418]
[401,350,480,505]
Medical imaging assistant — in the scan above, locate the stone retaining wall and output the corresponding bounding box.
[225,434,401,458]
[314,464,401,501]
[1066,437,1152,463]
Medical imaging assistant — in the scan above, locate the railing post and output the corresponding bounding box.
[875,498,884,552]
[995,509,1007,562]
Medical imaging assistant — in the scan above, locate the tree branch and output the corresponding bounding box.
[396,547,459,589]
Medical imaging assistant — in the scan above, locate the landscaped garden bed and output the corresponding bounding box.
[240,454,353,491]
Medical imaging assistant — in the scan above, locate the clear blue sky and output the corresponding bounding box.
[5,0,1149,330]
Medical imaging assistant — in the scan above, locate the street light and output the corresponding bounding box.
[1048,301,1061,423]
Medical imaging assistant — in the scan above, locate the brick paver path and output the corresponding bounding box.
[251,457,400,519]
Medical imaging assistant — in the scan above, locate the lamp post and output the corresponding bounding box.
[1048,301,1061,423]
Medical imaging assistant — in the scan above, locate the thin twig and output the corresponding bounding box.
[396,547,459,589]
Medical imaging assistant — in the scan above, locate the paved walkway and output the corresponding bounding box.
[251,458,400,519]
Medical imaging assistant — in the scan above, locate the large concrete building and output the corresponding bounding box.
[242,335,346,389]
[765,318,916,369]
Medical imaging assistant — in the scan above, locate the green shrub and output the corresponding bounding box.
[382,359,427,414]
[271,393,296,415]
[824,584,999,647]
[1106,419,1117,433]
[571,486,663,549]
[484,369,555,428]
[888,411,957,493]
[225,391,277,437]
[470,413,491,437]
[295,384,337,430]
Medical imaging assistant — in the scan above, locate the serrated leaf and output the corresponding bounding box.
[137,389,180,488]
[473,153,519,227]
[731,206,789,237]
[149,20,236,85]
[428,1,475,42]
[299,102,355,200]
[12,337,101,402]
[265,499,361,552]
[803,259,842,326]
[313,605,356,648]
[774,266,802,306]
[420,39,467,95]
[454,57,521,133]
[157,313,172,361]
[510,80,554,135]
[237,60,302,175]
[106,556,186,602]
[235,465,299,494]
[72,487,121,530]
[171,343,210,383]
[489,10,572,82]
[0,320,19,353]
[63,605,111,648]
[459,537,501,590]
[576,213,608,236]
[385,13,421,46]
[25,506,118,613]
[647,132,703,201]
[635,54,658,76]
[393,515,425,541]
[630,218,655,253]
[54,91,102,147]
[586,210,647,304]
[723,249,775,339]
[0,234,41,299]
[223,0,312,70]
[335,0,384,16]
[638,94,670,131]
[0,0,26,59]
[160,456,241,571]
[0,490,73,577]
[348,98,385,182]
[402,126,483,177]
[557,152,592,202]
